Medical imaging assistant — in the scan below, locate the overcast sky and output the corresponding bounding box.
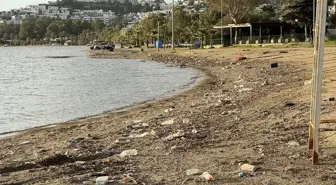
[0,0,51,11]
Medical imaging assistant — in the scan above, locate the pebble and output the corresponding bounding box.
[119,149,138,158]
[183,118,191,124]
[287,141,300,146]
[161,119,175,126]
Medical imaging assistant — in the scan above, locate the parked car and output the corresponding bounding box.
[90,42,115,51]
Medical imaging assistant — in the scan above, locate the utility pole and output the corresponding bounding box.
[309,0,328,165]
[157,21,160,51]
[221,0,223,47]
[172,0,175,50]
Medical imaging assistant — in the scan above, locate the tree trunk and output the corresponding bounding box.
[235,28,238,44]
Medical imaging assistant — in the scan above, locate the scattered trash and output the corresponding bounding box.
[240,164,257,172]
[239,172,246,177]
[129,132,150,138]
[276,83,285,86]
[132,122,149,129]
[238,88,253,93]
[123,177,129,183]
[285,102,296,107]
[20,141,31,145]
[186,169,201,176]
[96,176,109,185]
[183,118,191,124]
[329,97,336,101]
[191,128,198,134]
[151,130,157,136]
[218,99,232,105]
[119,149,138,158]
[75,161,86,164]
[161,119,175,126]
[236,56,247,61]
[164,130,185,141]
[304,80,312,86]
[82,181,90,185]
[199,172,214,181]
[287,141,300,146]
[164,108,174,113]
[270,63,278,68]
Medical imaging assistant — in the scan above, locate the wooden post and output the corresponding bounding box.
[309,0,327,165]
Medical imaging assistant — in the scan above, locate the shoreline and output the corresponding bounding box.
[2,47,336,185]
[0,67,204,139]
[0,52,204,139]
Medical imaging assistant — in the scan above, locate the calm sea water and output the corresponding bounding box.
[0,46,200,134]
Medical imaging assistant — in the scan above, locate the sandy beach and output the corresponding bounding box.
[2,46,336,185]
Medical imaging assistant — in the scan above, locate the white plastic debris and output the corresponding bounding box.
[199,172,214,181]
[119,149,138,158]
[96,176,109,185]
[186,169,201,176]
[238,88,253,93]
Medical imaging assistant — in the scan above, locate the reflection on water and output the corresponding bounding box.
[0,46,200,134]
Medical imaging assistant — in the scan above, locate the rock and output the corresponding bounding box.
[129,132,150,138]
[240,164,257,172]
[186,169,201,176]
[183,118,191,124]
[287,141,300,146]
[119,149,138,158]
[161,119,175,126]
[164,130,185,141]
[304,80,312,86]
[96,176,109,185]
[191,128,198,134]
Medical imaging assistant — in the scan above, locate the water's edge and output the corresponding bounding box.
[0,59,205,139]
